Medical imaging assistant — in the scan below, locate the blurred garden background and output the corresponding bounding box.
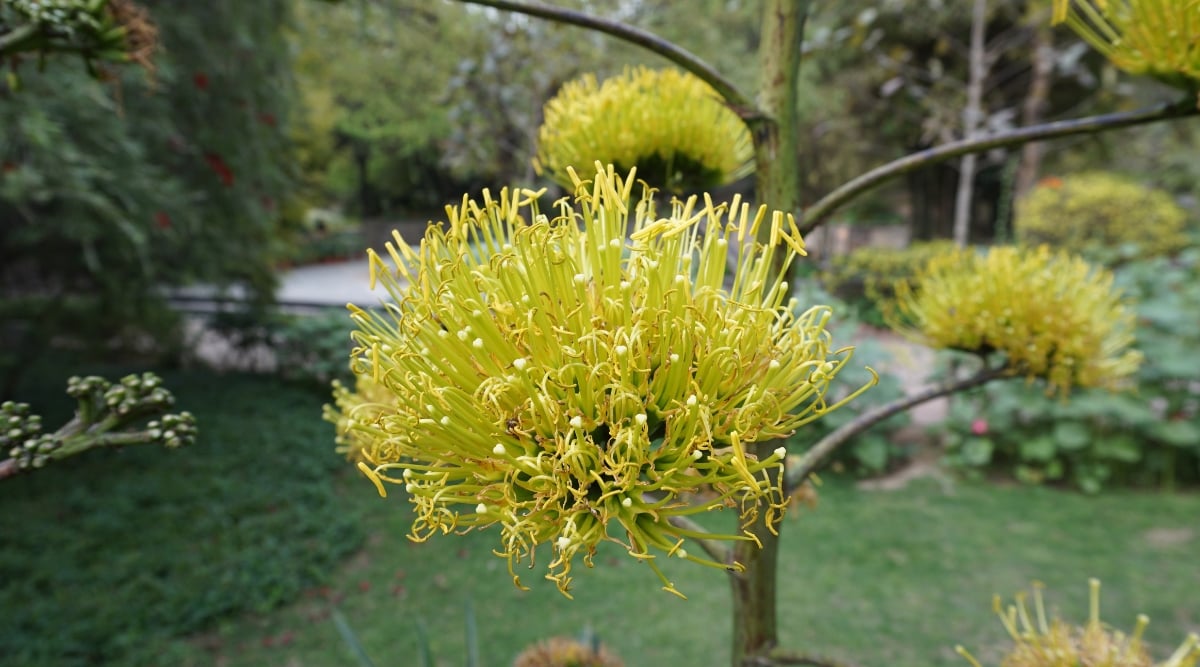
[1,1,1198,666]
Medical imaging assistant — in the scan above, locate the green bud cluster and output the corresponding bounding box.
[8,0,107,38]
[66,372,174,419]
[145,412,197,450]
[2,372,194,476]
[2,401,60,471]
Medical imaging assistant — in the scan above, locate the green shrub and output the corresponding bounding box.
[271,309,357,387]
[0,369,363,666]
[819,240,957,327]
[940,249,1200,492]
[788,283,913,476]
[1015,172,1192,264]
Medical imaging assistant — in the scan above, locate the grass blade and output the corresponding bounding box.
[330,607,378,667]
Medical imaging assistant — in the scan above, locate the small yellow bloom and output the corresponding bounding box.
[893,245,1141,393]
[535,67,753,194]
[327,164,871,596]
[1051,1,1200,91]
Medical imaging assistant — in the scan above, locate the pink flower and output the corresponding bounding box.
[971,419,989,436]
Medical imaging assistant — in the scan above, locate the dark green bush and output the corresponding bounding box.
[941,249,1200,492]
[0,369,363,666]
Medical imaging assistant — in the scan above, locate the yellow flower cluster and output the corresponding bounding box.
[328,165,871,597]
[893,245,1141,393]
[534,67,753,194]
[958,580,1199,667]
[1017,172,1191,263]
[1052,1,1200,92]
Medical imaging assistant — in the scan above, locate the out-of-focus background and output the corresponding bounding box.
[1,1,1197,666]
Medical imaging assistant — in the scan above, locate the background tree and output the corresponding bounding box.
[0,0,297,395]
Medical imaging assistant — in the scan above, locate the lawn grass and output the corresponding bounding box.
[5,367,1195,667]
[155,468,1200,667]
[0,367,363,667]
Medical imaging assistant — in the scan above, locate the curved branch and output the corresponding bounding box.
[450,0,758,116]
[784,364,1010,490]
[799,98,1200,234]
[666,513,735,572]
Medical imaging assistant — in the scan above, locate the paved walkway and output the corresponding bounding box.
[277,259,390,308]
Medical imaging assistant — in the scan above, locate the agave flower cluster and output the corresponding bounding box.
[534,67,753,194]
[957,580,1199,667]
[893,245,1141,393]
[1052,1,1200,92]
[328,165,869,596]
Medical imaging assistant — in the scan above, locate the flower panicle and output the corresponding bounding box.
[893,244,1141,394]
[326,164,869,596]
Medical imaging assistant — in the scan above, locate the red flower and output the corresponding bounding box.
[203,152,235,187]
[1037,176,1064,190]
[970,419,989,436]
[257,112,278,128]
[193,72,209,91]
[1,161,16,174]
[154,211,172,229]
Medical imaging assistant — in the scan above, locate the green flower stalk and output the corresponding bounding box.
[893,245,1141,393]
[328,164,872,597]
[958,579,1200,667]
[534,67,753,194]
[1051,1,1200,93]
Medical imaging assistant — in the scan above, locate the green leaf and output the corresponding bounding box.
[853,438,890,472]
[1053,421,1092,450]
[1019,436,1057,463]
[1094,434,1142,463]
[1153,420,1200,448]
[961,437,993,466]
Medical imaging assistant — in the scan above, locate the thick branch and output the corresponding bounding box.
[785,365,1010,490]
[800,98,1200,234]
[450,0,758,116]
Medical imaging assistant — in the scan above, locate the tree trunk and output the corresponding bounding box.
[952,0,988,247]
[733,3,807,665]
[1013,20,1054,200]
[731,443,783,666]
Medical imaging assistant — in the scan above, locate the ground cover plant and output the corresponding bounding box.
[0,367,363,667]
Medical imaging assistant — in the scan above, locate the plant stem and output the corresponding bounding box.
[799,98,1200,234]
[784,364,1010,491]
[750,0,807,215]
[449,0,757,116]
[732,440,784,667]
